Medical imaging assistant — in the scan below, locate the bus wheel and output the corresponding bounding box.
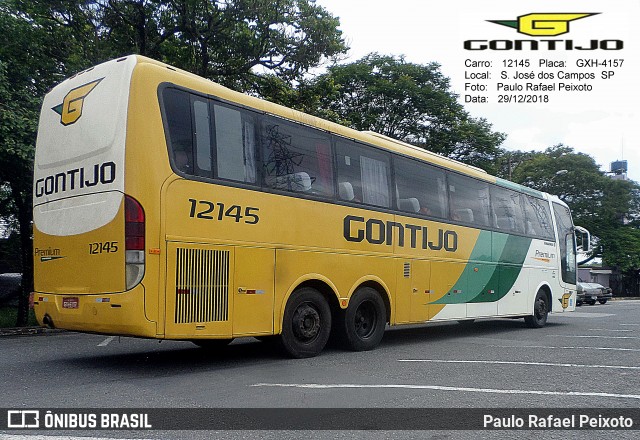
[279,287,331,358]
[192,338,233,349]
[339,287,386,351]
[525,290,549,328]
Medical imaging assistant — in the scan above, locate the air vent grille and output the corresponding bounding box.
[175,248,229,323]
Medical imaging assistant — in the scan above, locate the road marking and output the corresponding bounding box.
[97,336,116,347]
[548,334,640,340]
[620,323,640,326]
[554,312,614,318]
[0,437,132,440]
[587,328,633,332]
[253,383,640,400]
[397,359,640,370]
[487,344,640,352]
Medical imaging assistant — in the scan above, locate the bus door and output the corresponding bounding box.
[408,259,431,322]
[496,234,531,316]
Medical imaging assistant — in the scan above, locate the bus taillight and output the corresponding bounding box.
[125,195,145,289]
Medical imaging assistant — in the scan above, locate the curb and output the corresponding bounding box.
[0,326,66,337]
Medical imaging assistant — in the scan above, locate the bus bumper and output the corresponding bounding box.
[32,284,157,338]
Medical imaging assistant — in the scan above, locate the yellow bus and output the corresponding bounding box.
[33,55,589,358]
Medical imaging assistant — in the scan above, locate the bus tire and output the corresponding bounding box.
[192,338,233,349]
[278,287,331,358]
[525,289,549,328]
[338,287,386,351]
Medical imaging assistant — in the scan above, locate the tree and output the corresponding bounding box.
[304,53,506,172]
[17,0,347,92]
[510,144,640,272]
[0,3,77,325]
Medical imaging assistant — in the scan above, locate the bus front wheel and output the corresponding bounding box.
[525,290,549,328]
[278,287,331,358]
[337,287,386,351]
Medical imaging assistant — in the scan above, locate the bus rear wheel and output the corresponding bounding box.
[525,290,549,328]
[337,287,386,351]
[278,287,331,358]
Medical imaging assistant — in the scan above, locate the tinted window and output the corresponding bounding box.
[394,157,447,218]
[491,186,526,234]
[553,203,576,284]
[448,173,491,227]
[213,103,257,184]
[163,88,194,174]
[261,116,333,196]
[522,196,554,239]
[193,97,212,176]
[336,140,391,208]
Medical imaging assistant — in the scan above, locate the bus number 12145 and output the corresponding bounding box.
[188,199,260,224]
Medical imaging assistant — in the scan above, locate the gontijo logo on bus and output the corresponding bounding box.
[52,78,103,126]
[488,13,599,37]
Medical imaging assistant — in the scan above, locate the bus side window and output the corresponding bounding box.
[261,116,333,197]
[192,97,213,177]
[491,186,526,234]
[213,104,257,184]
[163,88,194,174]
[522,195,554,240]
[447,173,490,227]
[394,156,447,218]
[335,140,391,208]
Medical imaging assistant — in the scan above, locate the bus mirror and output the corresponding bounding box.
[574,226,590,253]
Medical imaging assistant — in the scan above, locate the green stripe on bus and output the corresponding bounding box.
[432,232,531,304]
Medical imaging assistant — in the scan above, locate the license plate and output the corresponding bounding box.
[591,295,598,300]
[62,297,79,309]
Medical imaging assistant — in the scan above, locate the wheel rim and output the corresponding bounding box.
[354,301,377,339]
[534,296,548,319]
[292,302,321,343]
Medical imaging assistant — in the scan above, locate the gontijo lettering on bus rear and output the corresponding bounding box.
[34,161,117,198]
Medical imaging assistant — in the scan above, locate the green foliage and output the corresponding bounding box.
[0,306,37,328]
[303,53,506,172]
[16,0,347,91]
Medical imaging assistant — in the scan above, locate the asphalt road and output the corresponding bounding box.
[1,300,639,439]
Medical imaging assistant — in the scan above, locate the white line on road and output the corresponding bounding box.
[397,359,640,370]
[620,323,640,326]
[487,344,640,352]
[548,334,640,340]
[0,437,139,440]
[252,383,640,400]
[587,328,633,332]
[97,336,116,347]
[554,312,614,318]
